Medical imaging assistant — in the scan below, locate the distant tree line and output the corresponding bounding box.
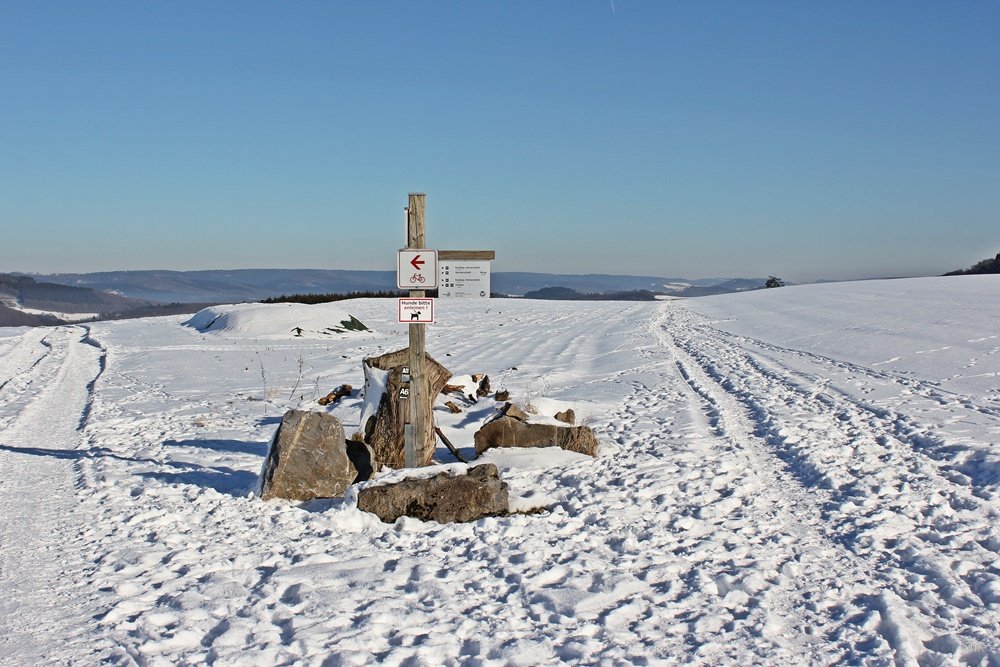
[521,287,660,301]
[944,252,1000,276]
[261,290,406,305]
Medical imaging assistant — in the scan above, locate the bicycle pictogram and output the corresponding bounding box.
[410,274,426,284]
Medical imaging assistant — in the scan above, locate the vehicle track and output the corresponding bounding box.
[0,329,53,392]
[711,322,1000,419]
[0,330,58,432]
[0,326,112,665]
[654,308,902,664]
[662,305,1000,664]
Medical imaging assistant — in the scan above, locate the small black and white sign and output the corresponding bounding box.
[398,298,435,324]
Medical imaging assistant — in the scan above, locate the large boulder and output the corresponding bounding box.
[356,464,508,523]
[259,409,363,501]
[474,416,598,456]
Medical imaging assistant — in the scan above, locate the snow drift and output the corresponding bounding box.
[184,302,372,339]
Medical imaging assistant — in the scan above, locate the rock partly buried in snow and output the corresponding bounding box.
[356,464,509,523]
[474,416,598,456]
[501,402,530,422]
[259,409,361,501]
[554,408,576,425]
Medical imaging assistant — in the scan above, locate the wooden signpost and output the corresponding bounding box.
[397,193,495,468]
[404,194,430,468]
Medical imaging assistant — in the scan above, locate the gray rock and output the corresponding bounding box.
[554,408,576,425]
[502,402,530,422]
[357,464,509,523]
[474,416,598,456]
[259,409,357,501]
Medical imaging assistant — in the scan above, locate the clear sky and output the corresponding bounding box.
[2,2,997,281]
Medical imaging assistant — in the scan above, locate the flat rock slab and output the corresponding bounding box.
[357,464,509,524]
[474,416,598,456]
[259,409,358,501]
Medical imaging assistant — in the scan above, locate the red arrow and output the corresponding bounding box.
[410,255,425,270]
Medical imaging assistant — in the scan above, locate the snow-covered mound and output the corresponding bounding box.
[184,302,372,339]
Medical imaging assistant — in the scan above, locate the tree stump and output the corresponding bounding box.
[361,348,452,469]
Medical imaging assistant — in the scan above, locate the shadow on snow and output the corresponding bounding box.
[0,440,265,497]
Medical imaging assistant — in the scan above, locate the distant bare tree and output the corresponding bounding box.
[765,276,785,288]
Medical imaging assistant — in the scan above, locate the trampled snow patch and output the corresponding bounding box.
[183,302,372,339]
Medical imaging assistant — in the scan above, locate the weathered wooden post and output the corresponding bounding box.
[376,193,493,469]
[406,193,429,468]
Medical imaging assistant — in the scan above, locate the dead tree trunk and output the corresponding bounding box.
[361,348,452,469]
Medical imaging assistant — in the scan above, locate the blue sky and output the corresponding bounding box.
[2,2,997,281]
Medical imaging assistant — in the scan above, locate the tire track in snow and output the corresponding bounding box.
[0,326,112,665]
[656,307,897,665]
[665,305,1000,665]
[713,324,1000,419]
[0,328,53,389]
[0,330,57,430]
[718,334,1000,496]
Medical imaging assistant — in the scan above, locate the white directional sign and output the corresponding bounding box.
[397,249,438,289]
[439,260,491,298]
[398,297,435,324]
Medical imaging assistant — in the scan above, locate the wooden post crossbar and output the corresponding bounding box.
[437,250,496,261]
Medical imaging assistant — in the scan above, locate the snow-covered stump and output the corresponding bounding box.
[360,348,452,469]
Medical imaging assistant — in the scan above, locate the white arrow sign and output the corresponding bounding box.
[397,249,438,289]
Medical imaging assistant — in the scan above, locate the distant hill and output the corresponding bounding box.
[944,252,1000,276]
[523,287,660,301]
[26,269,765,303]
[672,278,766,297]
[0,303,63,327]
[493,272,762,296]
[32,269,398,303]
[0,273,151,326]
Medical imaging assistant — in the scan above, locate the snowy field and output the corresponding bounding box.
[1,275,999,666]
